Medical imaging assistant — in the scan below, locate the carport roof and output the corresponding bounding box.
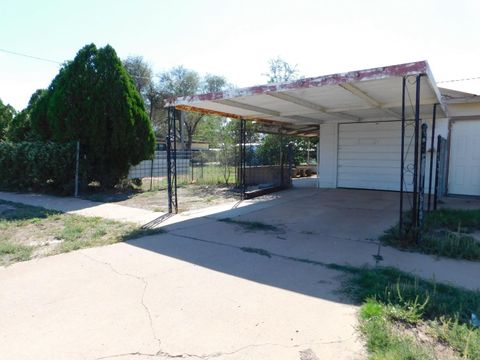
[167,61,445,136]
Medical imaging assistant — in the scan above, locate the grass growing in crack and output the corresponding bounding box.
[381,208,480,261]
[219,218,280,232]
[338,265,480,359]
[240,247,272,257]
[0,199,164,266]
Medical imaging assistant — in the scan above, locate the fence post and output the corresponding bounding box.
[74,141,80,197]
[191,151,194,182]
[288,142,293,188]
[150,157,154,191]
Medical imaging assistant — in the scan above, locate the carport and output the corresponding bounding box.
[164,61,446,238]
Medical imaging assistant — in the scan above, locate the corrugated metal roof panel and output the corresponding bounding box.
[168,61,446,127]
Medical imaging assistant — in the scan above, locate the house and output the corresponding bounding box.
[439,88,480,196]
[166,61,479,198]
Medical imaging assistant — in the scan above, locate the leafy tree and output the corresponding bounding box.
[123,56,153,99]
[6,89,46,141]
[123,56,163,130]
[0,99,16,140]
[158,66,228,151]
[263,56,300,83]
[30,43,155,188]
[255,134,317,165]
[194,116,223,148]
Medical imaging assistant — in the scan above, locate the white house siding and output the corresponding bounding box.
[448,120,480,196]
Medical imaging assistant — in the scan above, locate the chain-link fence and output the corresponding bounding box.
[127,149,237,190]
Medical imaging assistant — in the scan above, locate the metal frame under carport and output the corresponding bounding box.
[165,61,446,243]
[398,74,441,241]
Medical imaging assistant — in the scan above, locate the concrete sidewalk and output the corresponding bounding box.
[0,191,162,225]
[1,189,480,290]
[0,191,280,228]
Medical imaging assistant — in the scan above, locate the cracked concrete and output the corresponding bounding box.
[82,254,162,353]
[0,230,364,360]
[3,188,478,359]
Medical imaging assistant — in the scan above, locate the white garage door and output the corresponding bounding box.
[448,120,480,196]
[338,121,414,191]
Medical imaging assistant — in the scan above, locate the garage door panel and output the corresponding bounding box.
[339,161,402,169]
[340,138,408,146]
[338,171,409,182]
[448,121,480,196]
[337,180,406,191]
[338,147,413,163]
[338,121,413,191]
[340,131,413,141]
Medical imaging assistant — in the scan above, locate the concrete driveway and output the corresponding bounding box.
[1,188,479,360]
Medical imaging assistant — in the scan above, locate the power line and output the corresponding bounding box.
[0,47,154,80]
[437,76,480,84]
[0,47,62,64]
[4,46,478,85]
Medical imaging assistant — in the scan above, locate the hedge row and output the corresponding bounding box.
[0,142,76,194]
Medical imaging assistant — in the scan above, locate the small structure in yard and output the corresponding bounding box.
[161,60,479,242]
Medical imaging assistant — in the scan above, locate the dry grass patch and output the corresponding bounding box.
[0,200,163,266]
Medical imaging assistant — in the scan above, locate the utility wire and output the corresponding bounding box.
[3,46,480,84]
[437,76,480,83]
[0,47,157,80]
[0,47,62,64]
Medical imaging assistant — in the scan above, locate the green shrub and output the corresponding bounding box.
[0,141,75,194]
[30,44,155,188]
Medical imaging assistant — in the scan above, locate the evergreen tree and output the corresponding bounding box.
[7,89,46,141]
[30,43,155,188]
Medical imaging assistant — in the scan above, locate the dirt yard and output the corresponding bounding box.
[84,185,239,213]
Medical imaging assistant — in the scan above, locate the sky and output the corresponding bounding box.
[1,0,480,110]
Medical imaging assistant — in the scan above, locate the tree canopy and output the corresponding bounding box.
[123,56,163,127]
[263,56,300,84]
[158,66,228,150]
[0,99,16,141]
[30,43,155,188]
[6,89,46,141]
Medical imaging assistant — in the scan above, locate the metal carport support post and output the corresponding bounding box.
[427,103,437,211]
[236,118,247,200]
[412,74,423,233]
[399,74,424,240]
[166,106,178,214]
[399,76,406,236]
[417,123,428,243]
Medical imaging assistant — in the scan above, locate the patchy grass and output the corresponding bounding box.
[82,184,237,213]
[338,266,480,359]
[0,200,164,266]
[425,208,480,233]
[219,218,280,232]
[0,241,32,263]
[381,208,480,261]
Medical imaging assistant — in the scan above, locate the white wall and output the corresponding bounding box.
[317,119,449,192]
[318,123,338,188]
